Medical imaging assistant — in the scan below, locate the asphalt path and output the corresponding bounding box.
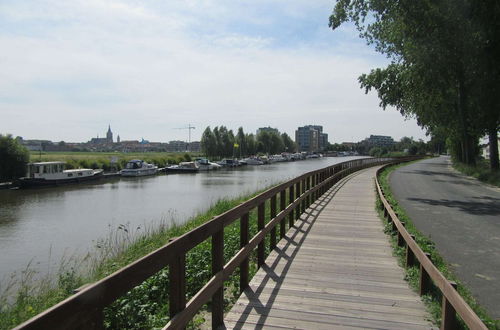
[390,156,500,319]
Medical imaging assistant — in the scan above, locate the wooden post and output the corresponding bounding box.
[211,230,224,329]
[397,222,405,247]
[301,179,306,213]
[289,185,294,228]
[169,253,186,324]
[295,181,301,220]
[419,253,432,296]
[441,281,458,330]
[406,235,416,267]
[240,213,249,293]
[270,195,277,250]
[258,202,265,267]
[87,308,104,330]
[312,174,317,202]
[280,190,286,238]
[306,176,311,208]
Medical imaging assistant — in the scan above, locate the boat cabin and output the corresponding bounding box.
[27,162,66,178]
[125,160,144,169]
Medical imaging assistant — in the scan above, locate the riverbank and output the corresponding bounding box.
[377,162,499,329]
[0,186,277,329]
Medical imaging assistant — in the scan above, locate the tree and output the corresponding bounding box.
[200,127,216,158]
[330,0,493,167]
[246,134,256,156]
[256,131,272,154]
[236,127,247,157]
[269,132,285,154]
[0,134,30,181]
[281,133,297,153]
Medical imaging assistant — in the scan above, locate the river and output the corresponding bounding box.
[0,156,363,283]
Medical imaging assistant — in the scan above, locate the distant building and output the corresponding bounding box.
[20,139,52,151]
[117,135,121,143]
[89,125,115,145]
[256,126,279,136]
[106,125,113,143]
[168,140,188,152]
[295,125,328,152]
[364,135,395,148]
[189,141,201,152]
[342,142,356,150]
[481,138,500,159]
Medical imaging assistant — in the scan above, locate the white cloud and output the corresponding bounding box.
[0,0,427,143]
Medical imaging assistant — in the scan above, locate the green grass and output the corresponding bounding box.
[0,185,291,329]
[29,151,202,171]
[377,162,499,329]
[452,159,500,187]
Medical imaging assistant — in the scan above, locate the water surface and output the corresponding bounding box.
[0,156,363,282]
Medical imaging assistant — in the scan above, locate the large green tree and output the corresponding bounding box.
[330,0,498,168]
[0,134,29,181]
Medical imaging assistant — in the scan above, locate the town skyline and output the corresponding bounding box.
[13,122,426,146]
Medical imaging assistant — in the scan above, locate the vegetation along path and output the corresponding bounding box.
[225,166,433,329]
[390,156,500,319]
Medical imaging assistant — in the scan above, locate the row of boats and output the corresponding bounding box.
[14,152,323,188]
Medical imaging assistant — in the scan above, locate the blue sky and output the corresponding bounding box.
[0,0,427,143]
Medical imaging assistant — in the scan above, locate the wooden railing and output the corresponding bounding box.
[375,164,487,330]
[17,157,408,330]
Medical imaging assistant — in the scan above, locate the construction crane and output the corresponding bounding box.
[174,124,196,151]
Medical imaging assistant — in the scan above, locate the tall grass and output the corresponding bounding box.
[29,152,200,171]
[452,159,500,187]
[0,186,285,329]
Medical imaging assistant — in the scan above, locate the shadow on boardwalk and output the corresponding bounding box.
[224,167,432,330]
[223,173,358,329]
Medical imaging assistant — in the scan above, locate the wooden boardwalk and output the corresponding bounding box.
[224,166,434,329]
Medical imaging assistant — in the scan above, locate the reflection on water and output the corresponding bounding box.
[0,157,363,281]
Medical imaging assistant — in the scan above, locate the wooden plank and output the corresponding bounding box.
[224,167,433,330]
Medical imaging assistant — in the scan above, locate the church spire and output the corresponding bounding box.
[106,124,113,143]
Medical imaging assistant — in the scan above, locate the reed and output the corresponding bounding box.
[29,152,199,171]
[0,186,281,329]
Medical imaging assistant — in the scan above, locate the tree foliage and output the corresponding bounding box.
[200,127,296,159]
[0,134,29,181]
[330,0,499,169]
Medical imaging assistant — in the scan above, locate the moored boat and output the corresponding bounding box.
[241,157,264,165]
[195,158,222,171]
[217,159,241,167]
[16,162,103,188]
[165,161,199,173]
[120,160,158,177]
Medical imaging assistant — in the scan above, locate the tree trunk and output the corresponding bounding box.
[489,127,499,171]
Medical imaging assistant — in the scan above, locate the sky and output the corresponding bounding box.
[0,0,428,144]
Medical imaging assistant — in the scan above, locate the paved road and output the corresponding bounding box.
[390,156,500,319]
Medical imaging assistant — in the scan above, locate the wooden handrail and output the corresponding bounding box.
[375,163,487,330]
[16,156,414,330]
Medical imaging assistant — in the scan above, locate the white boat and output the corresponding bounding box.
[165,161,199,173]
[241,157,264,165]
[17,162,103,188]
[217,159,241,167]
[120,159,158,177]
[195,158,221,171]
[269,154,286,162]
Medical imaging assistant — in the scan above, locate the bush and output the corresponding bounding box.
[0,134,29,181]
